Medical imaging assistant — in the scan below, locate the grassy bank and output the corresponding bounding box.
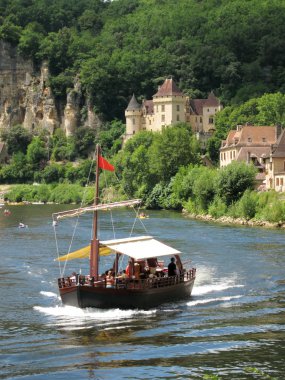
[2,184,94,204]
[183,190,285,227]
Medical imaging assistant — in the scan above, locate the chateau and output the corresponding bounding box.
[124,78,222,143]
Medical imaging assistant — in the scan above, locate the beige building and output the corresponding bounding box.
[220,125,278,168]
[124,77,222,143]
[264,128,285,192]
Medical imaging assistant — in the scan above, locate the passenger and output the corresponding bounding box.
[70,271,77,284]
[120,270,127,279]
[126,260,132,277]
[106,270,115,288]
[168,257,177,277]
[134,261,140,280]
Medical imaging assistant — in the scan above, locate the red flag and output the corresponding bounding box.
[98,155,115,171]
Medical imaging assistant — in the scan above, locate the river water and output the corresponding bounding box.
[0,205,284,380]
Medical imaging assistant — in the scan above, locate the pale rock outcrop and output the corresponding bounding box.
[0,41,99,137]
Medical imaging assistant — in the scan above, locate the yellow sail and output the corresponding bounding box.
[56,245,112,261]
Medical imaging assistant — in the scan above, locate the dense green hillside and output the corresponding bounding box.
[1,0,284,120]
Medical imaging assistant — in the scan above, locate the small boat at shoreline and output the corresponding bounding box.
[53,145,196,309]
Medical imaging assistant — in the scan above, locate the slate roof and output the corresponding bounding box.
[236,146,271,162]
[143,100,154,114]
[271,129,285,158]
[221,125,276,148]
[153,78,183,97]
[126,94,141,111]
[189,92,220,115]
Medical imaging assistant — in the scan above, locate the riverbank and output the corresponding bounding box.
[183,211,285,229]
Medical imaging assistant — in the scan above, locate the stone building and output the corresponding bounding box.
[124,77,222,143]
[264,128,285,192]
[220,125,278,168]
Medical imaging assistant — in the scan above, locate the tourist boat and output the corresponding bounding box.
[53,145,196,309]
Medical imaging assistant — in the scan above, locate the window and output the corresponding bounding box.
[176,105,180,111]
[248,137,252,142]
[209,117,214,124]
[161,114,165,122]
[281,178,284,186]
[262,137,266,142]
[276,178,280,186]
[176,114,180,121]
[200,117,202,122]
[161,105,165,112]
[133,131,135,134]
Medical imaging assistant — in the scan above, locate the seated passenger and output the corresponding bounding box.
[106,270,115,288]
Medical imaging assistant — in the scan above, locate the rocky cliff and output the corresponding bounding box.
[0,41,99,136]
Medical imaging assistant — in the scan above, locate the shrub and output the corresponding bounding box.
[216,161,257,205]
[208,197,228,219]
[48,184,83,204]
[235,189,258,220]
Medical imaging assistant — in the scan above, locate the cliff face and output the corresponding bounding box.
[0,41,99,136]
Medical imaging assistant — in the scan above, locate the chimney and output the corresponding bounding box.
[247,151,251,164]
[276,123,282,140]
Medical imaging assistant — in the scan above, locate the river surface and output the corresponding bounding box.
[0,205,284,380]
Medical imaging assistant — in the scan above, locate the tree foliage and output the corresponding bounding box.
[216,161,257,206]
[1,0,284,120]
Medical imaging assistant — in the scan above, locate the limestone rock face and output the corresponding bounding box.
[0,41,99,136]
[0,40,34,130]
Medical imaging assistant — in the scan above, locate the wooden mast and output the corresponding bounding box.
[90,144,100,280]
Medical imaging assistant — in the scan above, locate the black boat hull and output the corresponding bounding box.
[59,278,195,309]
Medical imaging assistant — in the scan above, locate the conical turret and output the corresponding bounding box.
[125,94,142,142]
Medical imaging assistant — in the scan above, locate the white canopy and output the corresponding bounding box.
[101,235,181,260]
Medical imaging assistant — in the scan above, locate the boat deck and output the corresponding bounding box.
[58,268,196,290]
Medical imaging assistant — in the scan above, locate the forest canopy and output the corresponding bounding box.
[0,0,284,121]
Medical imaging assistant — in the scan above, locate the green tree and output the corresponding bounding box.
[119,131,155,197]
[0,152,33,183]
[74,127,96,158]
[26,137,47,167]
[148,124,199,183]
[257,92,285,126]
[37,163,65,184]
[98,120,125,156]
[216,161,257,206]
[192,167,218,211]
[0,124,32,155]
[18,22,44,60]
[0,19,22,44]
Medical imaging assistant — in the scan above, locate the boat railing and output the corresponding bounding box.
[58,268,196,290]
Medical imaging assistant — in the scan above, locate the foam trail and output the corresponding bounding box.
[187,295,242,306]
[193,283,244,296]
[34,305,156,328]
[40,291,58,298]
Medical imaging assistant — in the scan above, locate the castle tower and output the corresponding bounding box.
[125,94,142,141]
[152,77,186,131]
